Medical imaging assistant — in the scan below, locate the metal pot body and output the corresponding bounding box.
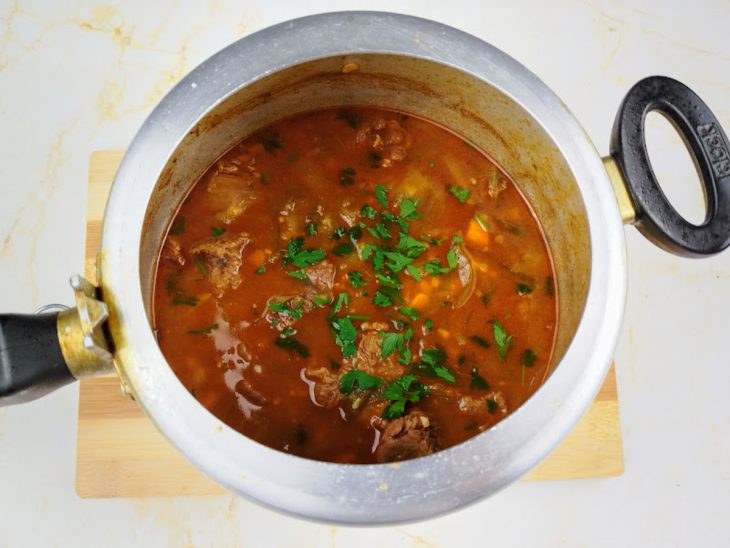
[99,12,626,524]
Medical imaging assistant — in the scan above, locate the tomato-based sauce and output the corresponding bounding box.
[153,107,557,464]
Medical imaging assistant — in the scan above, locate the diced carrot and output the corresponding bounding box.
[418,280,434,294]
[466,218,490,247]
[437,328,450,339]
[430,277,440,288]
[248,248,266,267]
[410,292,430,310]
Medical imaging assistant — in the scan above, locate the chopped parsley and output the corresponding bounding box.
[493,319,513,362]
[521,349,537,367]
[348,226,363,240]
[347,271,367,288]
[306,222,318,236]
[333,242,355,256]
[470,368,490,390]
[338,167,356,186]
[397,306,420,321]
[469,335,490,349]
[274,336,310,358]
[169,217,185,235]
[332,292,349,313]
[423,259,450,276]
[375,184,389,208]
[396,233,428,258]
[516,283,533,295]
[418,348,456,383]
[379,330,410,360]
[480,293,492,305]
[360,204,377,220]
[449,185,470,204]
[446,248,458,269]
[312,295,333,307]
[280,327,296,338]
[424,318,433,330]
[285,237,326,268]
[330,226,347,240]
[339,370,383,393]
[375,271,401,289]
[268,300,304,320]
[211,226,225,237]
[398,198,421,220]
[195,258,207,276]
[382,250,413,273]
[255,263,266,274]
[187,323,218,335]
[406,264,422,281]
[474,214,490,232]
[382,374,429,419]
[330,316,357,358]
[486,397,498,414]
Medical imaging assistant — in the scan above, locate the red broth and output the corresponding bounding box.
[153,107,557,464]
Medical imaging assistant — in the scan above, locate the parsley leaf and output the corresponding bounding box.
[375,184,388,208]
[333,292,349,313]
[423,259,449,276]
[406,264,422,281]
[330,316,357,358]
[486,398,499,414]
[399,198,421,220]
[376,271,401,289]
[268,300,305,320]
[339,167,356,186]
[396,233,428,258]
[306,222,318,236]
[447,248,458,269]
[312,295,333,307]
[397,306,420,321]
[469,335,490,349]
[288,270,308,280]
[274,336,310,358]
[493,319,513,362]
[382,374,429,419]
[379,331,405,359]
[521,349,537,367]
[449,185,470,204]
[470,367,490,390]
[285,237,327,268]
[418,348,456,383]
[373,289,394,307]
[333,242,355,256]
[339,370,384,393]
[211,226,225,237]
[187,323,218,335]
[347,271,367,288]
[517,283,533,295]
[360,204,377,220]
[382,251,413,273]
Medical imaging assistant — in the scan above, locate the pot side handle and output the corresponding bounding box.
[0,276,115,406]
[609,75,730,257]
[0,312,76,405]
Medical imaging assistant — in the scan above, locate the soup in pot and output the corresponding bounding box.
[153,107,557,464]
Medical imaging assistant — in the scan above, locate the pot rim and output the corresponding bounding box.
[100,11,626,524]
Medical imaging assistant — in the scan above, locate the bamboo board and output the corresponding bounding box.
[76,150,624,498]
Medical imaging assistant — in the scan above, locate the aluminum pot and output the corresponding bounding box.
[1,12,729,524]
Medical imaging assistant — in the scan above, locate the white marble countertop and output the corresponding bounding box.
[1,1,729,546]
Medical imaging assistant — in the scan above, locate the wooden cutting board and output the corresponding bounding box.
[76,150,624,498]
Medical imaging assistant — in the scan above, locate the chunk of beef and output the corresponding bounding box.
[162,237,185,266]
[355,118,412,168]
[207,173,258,225]
[374,411,438,463]
[487,171,507,198]
[190,233,249,296]
[346,324,400,380]
[305,261,336,291]
[303,367,342,408]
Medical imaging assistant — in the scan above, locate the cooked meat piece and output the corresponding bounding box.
[453,244,475,308]
[346,325,400,380]
[373,411,438,463]
[190,233,250,296]
[305,261,336,291]
[457,395,486,414]
[235,378,266,407]
[264,295,313,331]
[161,237,185,266]
[487,171,507,198]
[355,118,412,167]
[359,321,389,332]
[303,367,342,408]
[207,173,258,224]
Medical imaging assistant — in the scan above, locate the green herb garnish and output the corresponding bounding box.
[285,237,327,268]
[187,323,218,335]
[360,204,377,220]
[339,370,383,393]
[288,270,308,280]
[332,242,355,256]
[274,336,310,357]
[382,374,429,419]
[306,222,318,236]
[486,398,498,414]
[469,335,490,349]
[255,263,266,274]
[397,306,420,321]
[470,368,490,390]
[268,300,304,320]
[195,258,207,276]
[333,292,349,313]
[521,349,537,367]
[493,319,513,362]
[449,185,470,204]
[330,316,357,358]
[418,348,456,383]
[347,271,367,288]
[211,226,225,237]
[517,283,533,295]
[375,184,389,208]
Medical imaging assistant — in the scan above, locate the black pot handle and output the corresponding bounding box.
[610,76,730,257]
[0,312,75,405]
